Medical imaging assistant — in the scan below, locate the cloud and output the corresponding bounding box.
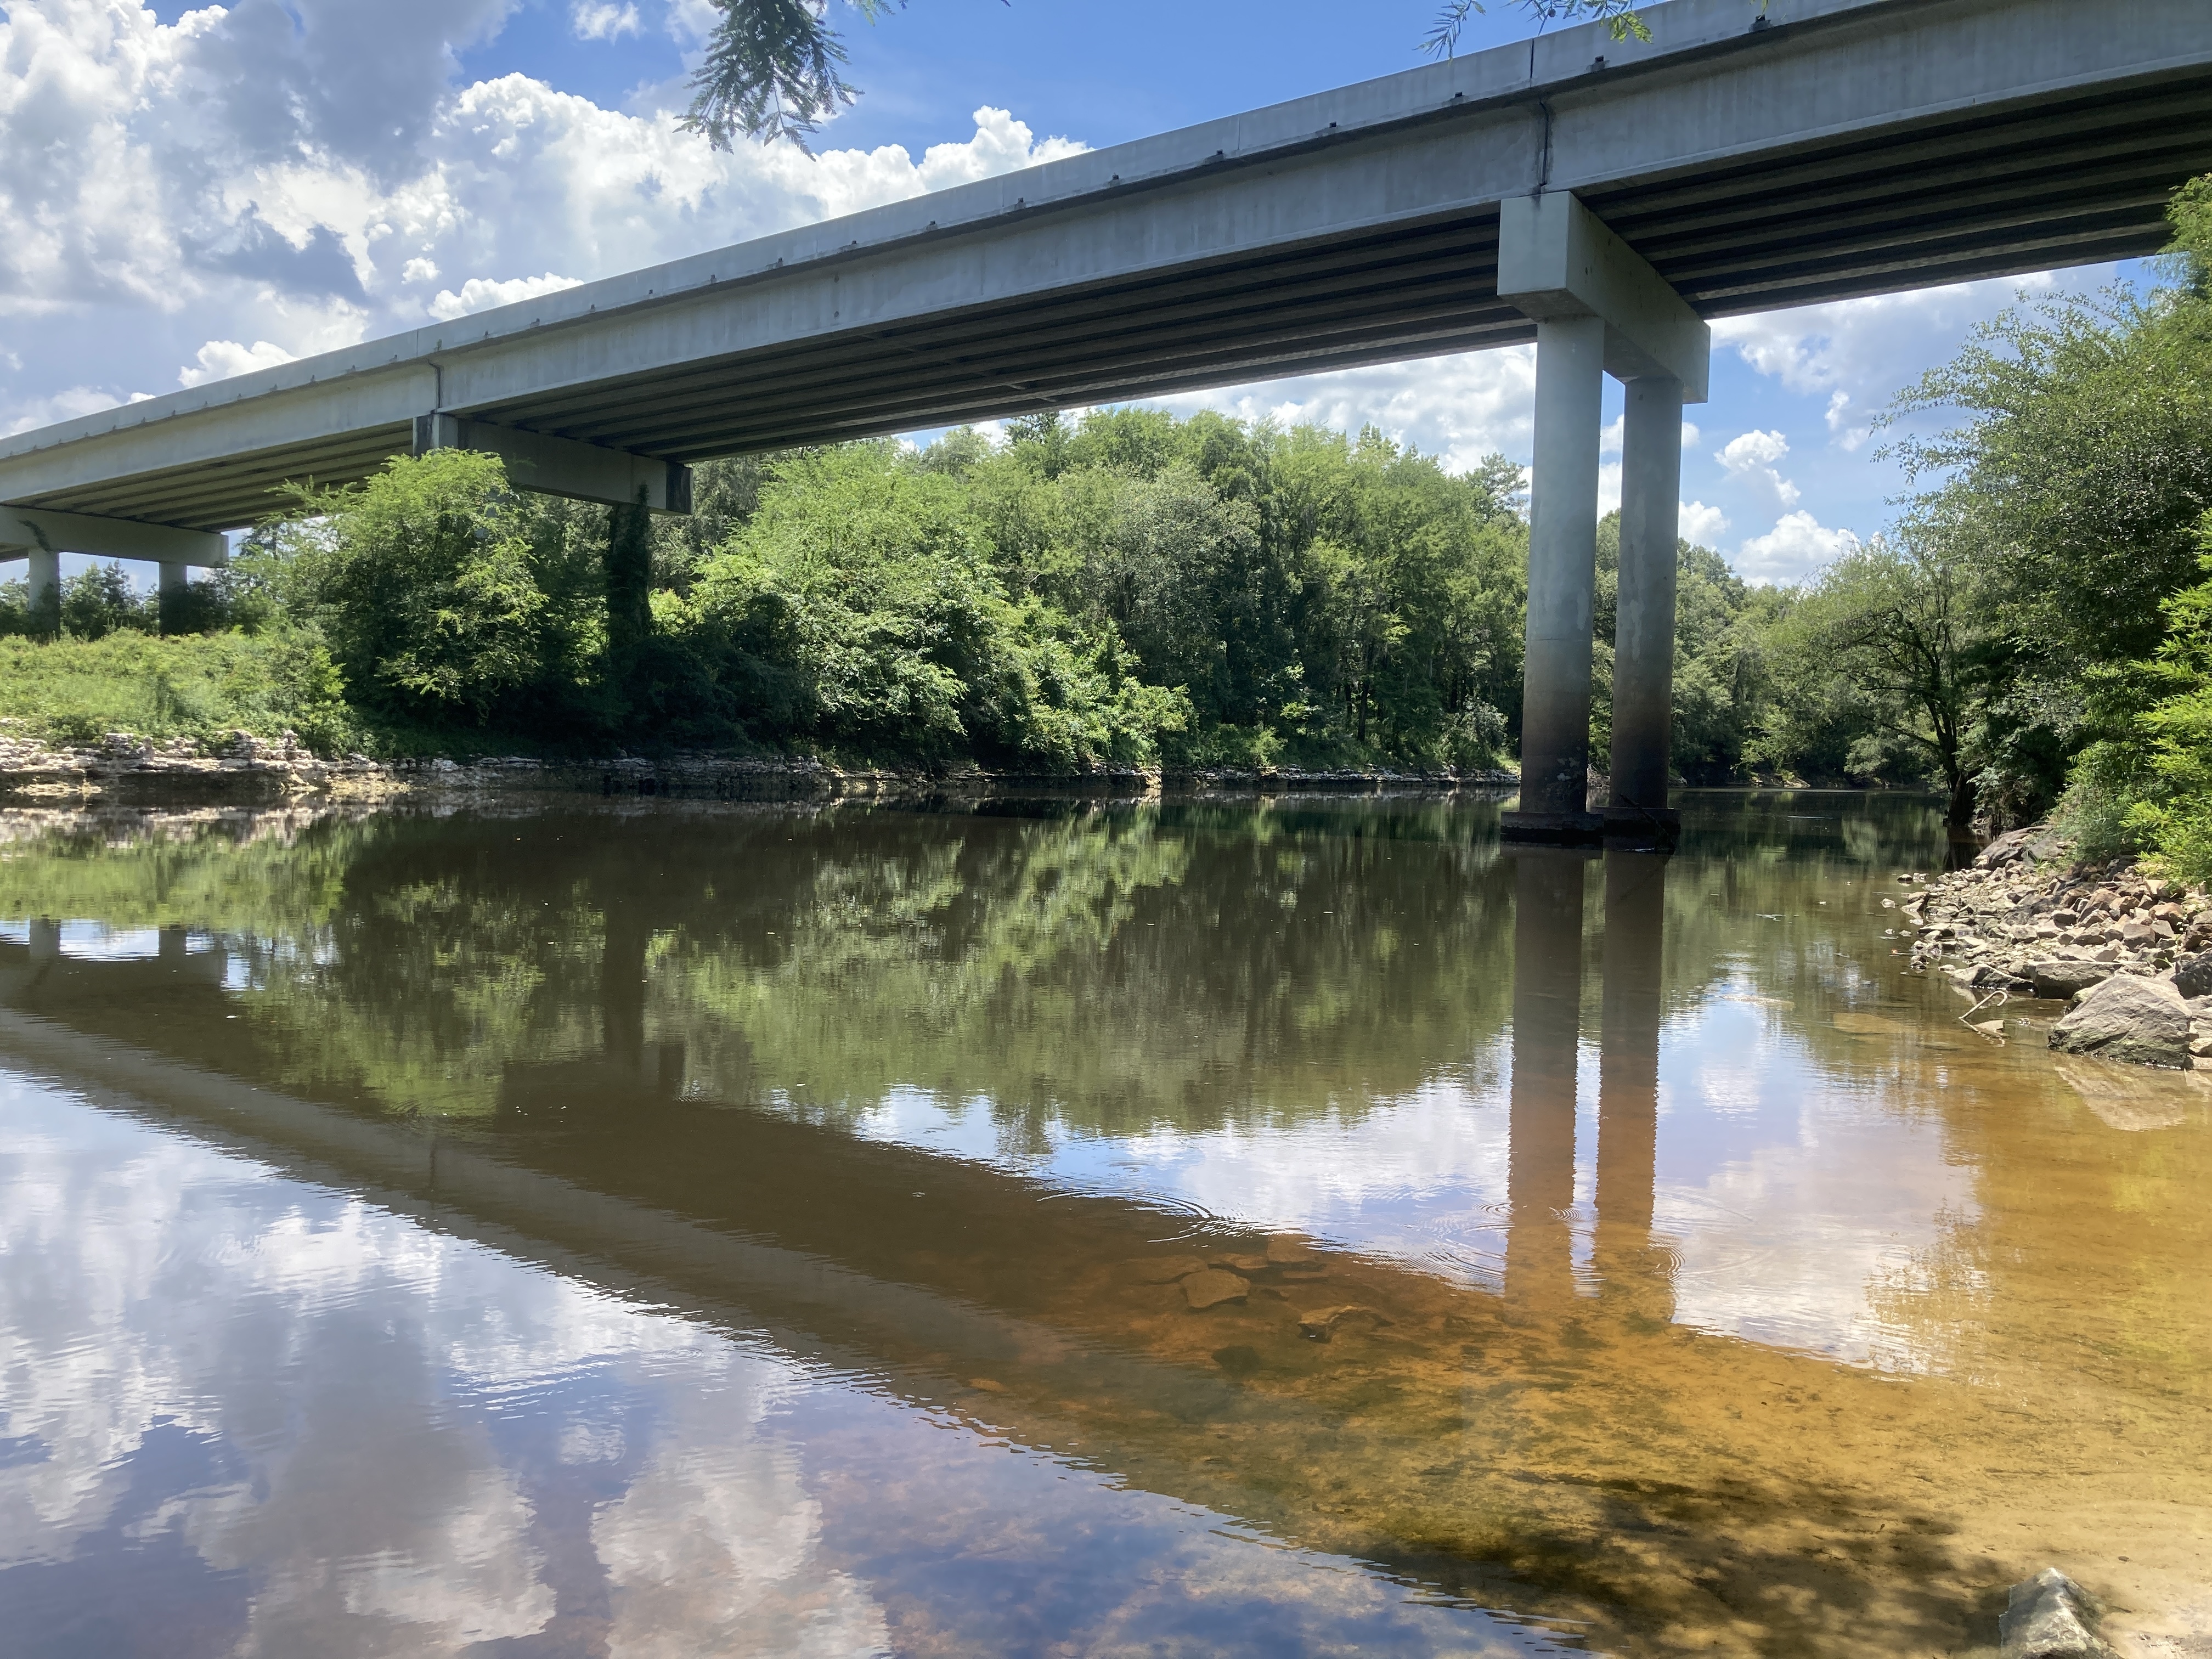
[0,2,1087,435]
[1679,501,1730,548]
[1708,270,2114,448]
[1159,345,1538,477]
[1738,510,1859,584]
[179,338,299,388]
[428,272,583,320]
[572,2,641,40]
[1714,428,1801,511]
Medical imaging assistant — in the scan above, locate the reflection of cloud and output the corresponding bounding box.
[0,1074,881,1652]
[1658,1069,1977,1366]
[597,1418,890,1657]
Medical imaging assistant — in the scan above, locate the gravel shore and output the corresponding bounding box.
[1903,825,2212,1067]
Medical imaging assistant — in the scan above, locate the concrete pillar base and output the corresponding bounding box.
[1502,809,1605,844]
[1600,805,1681,853]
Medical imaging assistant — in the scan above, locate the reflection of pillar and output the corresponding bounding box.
[1606,378,1684,836]
[601,910,648,1071]
[1507,315,1606,839]
[28,918,61,964]
[1505,850,1588,1312]
[1597,851,1672,1320]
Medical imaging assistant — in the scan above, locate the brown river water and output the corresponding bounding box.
[0,791,2205,1657]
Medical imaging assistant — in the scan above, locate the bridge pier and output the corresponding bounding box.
[1496,193,1708,845]
[159,561,188,634]
[1517,316,1608,837]
[1607,376,1686,839]
[26,546,59,634]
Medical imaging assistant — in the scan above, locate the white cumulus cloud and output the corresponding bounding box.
[1161,344,1538,478]
[1739,510,1859,584]
[428,272,584,321]
[0,1,1087,436]
[1679,500,1730,548]
[1714,428,1801,510]
[571,1,642,40]
[178,338,298,388]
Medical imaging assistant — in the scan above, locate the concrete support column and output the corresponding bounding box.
[159,560,188,635]
[1509,315,1607,838]
[1607,376,1685,838]
[26,546,60,636]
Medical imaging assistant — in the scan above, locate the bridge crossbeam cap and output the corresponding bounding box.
[0,505,227,567]
[1498,191,1710,403]
[415,414,694,516]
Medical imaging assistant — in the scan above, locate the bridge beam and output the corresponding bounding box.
[413,415,693,515]
[1496,191,1708,844]
[0,504,228,568]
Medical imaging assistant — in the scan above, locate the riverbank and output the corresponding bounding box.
[1906,823,2212,1068]
[0,724,1516,805]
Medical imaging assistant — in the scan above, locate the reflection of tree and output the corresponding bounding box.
[2,799,1526,1134]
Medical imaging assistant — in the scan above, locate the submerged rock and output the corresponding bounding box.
[1124,1254,1208,1285]
[1296,1304,1385,1342]
[2050,974,2192,1069]
[2000,1568,2118,1658]
[1181,1268,1249,1310]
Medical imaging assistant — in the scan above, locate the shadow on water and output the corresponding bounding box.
[0,790,2205,1656]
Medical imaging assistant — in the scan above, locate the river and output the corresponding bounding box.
[1,791,2204,1656]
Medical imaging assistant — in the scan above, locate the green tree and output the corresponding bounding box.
[1795,530,1989,830]
[274,452,576,728]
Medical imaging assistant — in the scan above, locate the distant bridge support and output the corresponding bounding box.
[1497,191,1707,845]
[1,505,227,635]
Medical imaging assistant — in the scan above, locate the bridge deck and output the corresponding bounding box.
[3,0,2209,533]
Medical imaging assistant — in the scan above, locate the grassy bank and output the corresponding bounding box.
[0,630,357,753]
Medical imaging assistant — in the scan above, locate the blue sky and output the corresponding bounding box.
[12,1,2146,582]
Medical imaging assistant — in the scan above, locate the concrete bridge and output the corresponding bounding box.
[4,0,2209,836]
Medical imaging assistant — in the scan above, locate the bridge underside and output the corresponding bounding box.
[10,46,2209,535]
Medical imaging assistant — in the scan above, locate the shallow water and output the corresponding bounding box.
[0,790,2205,1657]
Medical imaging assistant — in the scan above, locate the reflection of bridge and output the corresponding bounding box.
[5,0,2209,834]
[0,853,2050,1654]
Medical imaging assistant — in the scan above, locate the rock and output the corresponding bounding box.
[1124,1254,1208,1285]
[1264,1234,1319,1266]
[1999,1567,2118,1658]
[2050,974,2192,1068]
[1977,827,2040,869]
[1296,1304,1385,1342]
[1181,1269,1250,1310]
[2026,960,2115,1001]
[2172,951,2212,1000]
